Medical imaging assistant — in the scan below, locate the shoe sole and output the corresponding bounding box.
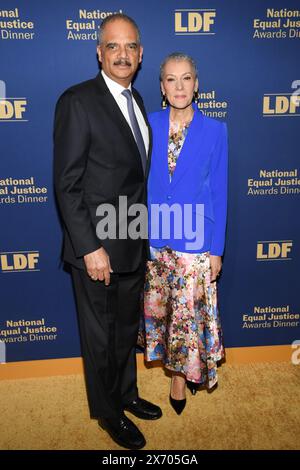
[99,422,146,450]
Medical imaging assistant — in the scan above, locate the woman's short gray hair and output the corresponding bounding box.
[160,52,198,81]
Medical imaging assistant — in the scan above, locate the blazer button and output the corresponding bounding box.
[167,195,171,200]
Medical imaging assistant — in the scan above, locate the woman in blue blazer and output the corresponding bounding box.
[143,53,228,414]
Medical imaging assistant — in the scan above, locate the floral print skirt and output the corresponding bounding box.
[143,246,224,389]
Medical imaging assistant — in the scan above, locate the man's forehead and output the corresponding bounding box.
[101,20,139,42]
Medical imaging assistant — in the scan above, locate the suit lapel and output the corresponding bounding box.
[152,108,170,189]
[170,108,205,189]
[152,107,205,190]
[94,73,145,175]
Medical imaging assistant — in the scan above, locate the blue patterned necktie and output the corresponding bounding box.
[122,89,147,174]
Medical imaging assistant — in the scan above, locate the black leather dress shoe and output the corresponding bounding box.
[99,414,146,450]
[124,397,162,420]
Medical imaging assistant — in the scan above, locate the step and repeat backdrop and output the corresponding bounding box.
[0,0,299,363]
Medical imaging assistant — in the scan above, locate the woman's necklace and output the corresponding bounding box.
[170,109,194,130]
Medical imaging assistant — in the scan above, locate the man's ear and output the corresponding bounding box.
[97,46,102,63]
[138,45,143,64]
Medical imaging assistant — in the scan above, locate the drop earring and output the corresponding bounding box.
[194,90,201,110]
[161,94,167,110]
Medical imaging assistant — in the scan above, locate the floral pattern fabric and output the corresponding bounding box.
[143,247,224,388]
[167,120,190,180]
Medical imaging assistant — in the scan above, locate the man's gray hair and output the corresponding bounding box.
[160,52,198,81]
[98,13,141,45]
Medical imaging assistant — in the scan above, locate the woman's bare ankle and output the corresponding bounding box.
[170,374,186,400]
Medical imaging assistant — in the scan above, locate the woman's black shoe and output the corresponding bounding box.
[187,381,198,395]
[169,395,186,415]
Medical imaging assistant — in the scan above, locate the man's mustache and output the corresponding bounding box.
[114,59,131,66]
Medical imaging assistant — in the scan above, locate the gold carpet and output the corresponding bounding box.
[0,362,299,450]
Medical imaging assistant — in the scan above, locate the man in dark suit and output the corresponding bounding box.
[54,13,161,450]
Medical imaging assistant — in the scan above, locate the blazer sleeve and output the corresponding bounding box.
[53,90,101,259]
[210,122,228,256]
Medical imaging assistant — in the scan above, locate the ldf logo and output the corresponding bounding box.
[263,93,300,116]
[0,251,40,272]
[0,98,27,121]
[257,241,292,261]
[0,80,27,121]
[175,9,216,35]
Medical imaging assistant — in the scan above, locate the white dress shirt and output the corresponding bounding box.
[101,70,149,155]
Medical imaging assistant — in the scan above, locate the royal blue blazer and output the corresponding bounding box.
[147,106,228,255]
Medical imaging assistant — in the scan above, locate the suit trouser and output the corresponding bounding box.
[71,264,144,423]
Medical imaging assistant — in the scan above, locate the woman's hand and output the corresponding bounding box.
[210,255,222,282]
